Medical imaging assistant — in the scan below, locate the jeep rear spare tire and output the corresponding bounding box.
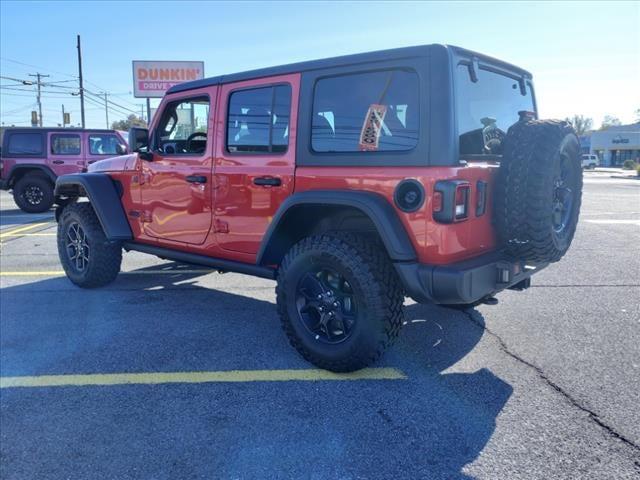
[495,119,582,264]
[276,232,404,372]
[13,174,54,213]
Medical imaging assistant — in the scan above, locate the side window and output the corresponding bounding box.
[88,134,123,155]
[226,84,292,154]
[51,134,81,155]
[154,96,210,155]
[7,133,44,156]
[311,69,419,153]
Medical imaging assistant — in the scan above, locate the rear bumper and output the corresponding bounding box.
[395,252,547,304]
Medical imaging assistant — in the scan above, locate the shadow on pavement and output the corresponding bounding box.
[0,262,512,479]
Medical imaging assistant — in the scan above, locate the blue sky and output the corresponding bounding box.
[1,0,638,128]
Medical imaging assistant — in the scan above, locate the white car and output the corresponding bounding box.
[581,154,599,169]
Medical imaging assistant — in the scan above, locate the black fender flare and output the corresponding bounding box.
[257,190,417,265]
[54,173,132,241]
[6,164,56,187]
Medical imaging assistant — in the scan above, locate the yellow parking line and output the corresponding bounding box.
[0,233,56,237]
[0,368,406,388]
[0,269,215,277]
[0,222,51,239]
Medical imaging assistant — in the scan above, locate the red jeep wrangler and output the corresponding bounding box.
[0,128,127,213]
[53,45,582,371]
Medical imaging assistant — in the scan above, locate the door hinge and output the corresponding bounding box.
[214,219,229,233]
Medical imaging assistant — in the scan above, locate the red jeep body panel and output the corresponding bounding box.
[213,73,300,256]
[294,165,497,265]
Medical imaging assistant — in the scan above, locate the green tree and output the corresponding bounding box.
[564,115,593,136]
[111,114,146,131]
[599,115,622,130]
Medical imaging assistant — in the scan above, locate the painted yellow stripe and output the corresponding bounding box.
[0,222,51,238]
[0,368,406,388]
[1,232,56,237]
[0,269,215,277]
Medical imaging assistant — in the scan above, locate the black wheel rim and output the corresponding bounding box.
[295,267,357,344]
[66,222,90,272]
[23,185,44,205]
[552,153,575,235]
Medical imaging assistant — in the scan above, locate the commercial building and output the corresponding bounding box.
[588,123,640,167]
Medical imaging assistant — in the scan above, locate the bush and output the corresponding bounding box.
[636,164,640,177]
[622,159,637,170]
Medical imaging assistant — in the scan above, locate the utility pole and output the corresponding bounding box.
[28,72,50,127]
[62,104,65,128]
[77,34,86,128]
[103,92,109,128]
[146,98,151,126]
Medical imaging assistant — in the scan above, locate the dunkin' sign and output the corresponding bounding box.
[132,61,205,98]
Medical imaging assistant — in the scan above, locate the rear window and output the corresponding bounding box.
[51,134,81,155]
[456,64,534,156]
[311,69,419,153]
[6,133,44,156]
[89,134,122,155]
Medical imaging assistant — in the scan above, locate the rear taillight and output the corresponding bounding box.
[432,191,443,212]
[454,184,469,220]
[476,180,487,216]
[433,180,470,223]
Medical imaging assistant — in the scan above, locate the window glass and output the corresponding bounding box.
[456,65,534,156]
[155,97,210,154]
[89,134,122,155]
[7,133,44,155]
[311,69,419,153]
[51,134,81,155]
[227,84,292,154]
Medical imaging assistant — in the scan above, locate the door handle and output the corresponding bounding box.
[186,175,207,183]
[253,176,281,187]
[52,160,64,164]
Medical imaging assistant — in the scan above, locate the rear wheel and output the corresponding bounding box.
[276,232,404,372]
[57,202,122,288]
[13,174,54,213]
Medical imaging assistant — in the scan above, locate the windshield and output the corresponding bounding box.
[455,63,534,157]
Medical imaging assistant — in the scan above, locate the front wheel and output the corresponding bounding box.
[276,232,404,372]
[13,174,54,213]
[57,202,122,288]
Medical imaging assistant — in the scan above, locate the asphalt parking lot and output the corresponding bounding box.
[0,172,639,479]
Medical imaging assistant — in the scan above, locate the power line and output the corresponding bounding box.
[0,56,78,79]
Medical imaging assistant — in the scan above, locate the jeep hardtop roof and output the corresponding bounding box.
[168,44,532,95]
[1,127,119,133]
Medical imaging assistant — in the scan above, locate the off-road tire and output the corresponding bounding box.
[495,119,582,264]
[276,232,404,372]
[13,174,54,213]
[57,202,122,288]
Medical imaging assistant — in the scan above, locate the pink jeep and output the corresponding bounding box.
[0,128,127,212]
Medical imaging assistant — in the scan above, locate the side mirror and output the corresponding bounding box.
[115,143,127,155]
[128,127,149,153]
